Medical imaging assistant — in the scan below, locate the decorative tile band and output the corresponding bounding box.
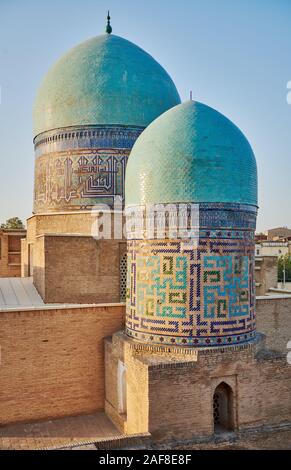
[34,126,144,213]
[34,125,144,153]
[125,204,256,348]
[125,327,256,348]
[125,203,257,239]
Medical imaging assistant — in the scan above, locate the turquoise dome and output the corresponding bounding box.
[126,100,258,206]
[33,34,181,137]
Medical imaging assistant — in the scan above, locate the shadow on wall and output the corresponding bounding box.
[213,382,235,433]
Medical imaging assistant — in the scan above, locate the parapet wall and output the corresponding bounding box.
[256,295,291,353]
[0,294,290,428]
[105,331,291,442]
[32,234,126,304]
[0,304,125,425]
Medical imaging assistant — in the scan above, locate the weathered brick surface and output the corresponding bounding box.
[25,212,125,242]
[255,256,278,296]
[32,234,126,304]
[105,333,150,435]
[23,213,126,304]
[21,239,29,277]
[0,304,124,425]
[0,231,26,278]
[106,333,291,442]
[33,235,45,298]
[104,339,126,432]
[125,348,149,435]
[256,296,291,352]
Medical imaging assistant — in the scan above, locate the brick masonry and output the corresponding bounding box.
[0,230,26,278]
[22,213,127,304]
[1,295,291,436]
[0,304,124,425]
[32,234,126,304]
[255,256,278,296]
[256,296,291,353]
[105,331,291,442]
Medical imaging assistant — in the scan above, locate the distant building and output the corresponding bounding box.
[255,233,267,243]
[255,255,278,296]
[267,227,291,240]
[0,229,26,278]
[255,241,289,257]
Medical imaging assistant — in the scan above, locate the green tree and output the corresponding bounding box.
[278,254,291,282]
[0,217,25,230]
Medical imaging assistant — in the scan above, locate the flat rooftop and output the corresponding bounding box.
[0,277,124,312]
[0,411,149,450]
[0,277,44,309]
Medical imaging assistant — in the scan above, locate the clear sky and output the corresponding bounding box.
[1,0,291,232]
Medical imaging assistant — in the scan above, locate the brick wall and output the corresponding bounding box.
[148,362,211,440]
[0,231,26,278]
[255,256,278,296]
[26,212,125,242]
[24,212,127,304]
[256,296,291,353]
[125,346,149,435]
[147,349,291,441]
[33,235,45,297]
[105,338,126,431]
[267,227,291,240]
[21,238,28,277]
[105,334,149,435]
[33,234,126,304]
[106,332,291,442]
[0,304,124,425]
[146,346,250,440]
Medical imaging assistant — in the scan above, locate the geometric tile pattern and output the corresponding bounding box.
[125,205,257,348]
[34,125,144,213]
[119,253,128,302]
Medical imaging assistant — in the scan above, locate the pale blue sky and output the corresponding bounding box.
[1,0,291,232]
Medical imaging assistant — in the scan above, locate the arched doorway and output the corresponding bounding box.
[213,382,234,432]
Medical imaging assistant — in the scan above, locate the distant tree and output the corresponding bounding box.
[0,217,25,230]
[278,254,291,282]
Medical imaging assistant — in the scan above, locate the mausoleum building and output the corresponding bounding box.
[1,16,291,449]
[22,18,180,303]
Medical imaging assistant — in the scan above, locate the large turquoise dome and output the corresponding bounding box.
[126,100,258,206]
[33,34,181,137]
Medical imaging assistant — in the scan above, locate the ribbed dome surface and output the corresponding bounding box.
[33,34,181,137]
[126,100,258,206]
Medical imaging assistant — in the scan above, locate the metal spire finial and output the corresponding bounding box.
[106,11,112,34]
[190,90,193,101]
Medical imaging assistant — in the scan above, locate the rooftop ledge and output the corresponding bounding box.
[28,210,124,220]
[0,277,126,313]
[2,296,291,312]
[0,302,126,313]
[256,294,291,300]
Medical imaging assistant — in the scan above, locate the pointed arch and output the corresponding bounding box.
[213,382,234,432]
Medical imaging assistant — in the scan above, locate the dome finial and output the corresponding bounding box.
[106,11,112,34]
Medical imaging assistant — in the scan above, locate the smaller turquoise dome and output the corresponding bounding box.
[126,101,258,206]
[33,34,181,137]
